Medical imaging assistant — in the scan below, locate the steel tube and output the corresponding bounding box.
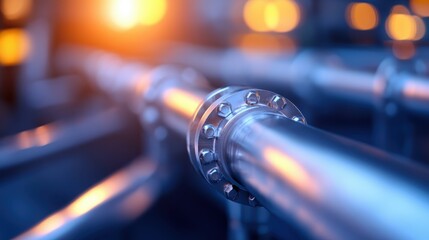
[225,112,429,240]
[165,45,429,115]
[0,108,130,178]
[16,157,166,240]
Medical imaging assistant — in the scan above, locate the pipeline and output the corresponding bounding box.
[57,46,429,240]
[163,45,429,116]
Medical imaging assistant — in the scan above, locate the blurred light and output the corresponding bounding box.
[0,28,30,66]
[16,125,53,149]
[139,0,167,26]
[162,88,203,119]
[1,0,32,21]
[30,214,66,236]
[108,0,167,30]
[243,0,300,33]
[67,173,127,216]
[346,2,378,30]
[386,6,426,41]
[413,15,426,40]
[109,0,138,30]
[235,33,297,53]
[263,147,319,199]
[392,41,416,60]
[411,0,429,17]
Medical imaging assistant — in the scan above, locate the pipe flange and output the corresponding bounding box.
[187,87,306,206]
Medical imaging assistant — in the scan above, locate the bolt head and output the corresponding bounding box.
[269,95,287,110]
[224,184,238,200]
[245,91,260,105]
[199,149,216,164]
[207,168,222,183]
[248,195,258,207]
[292,116,305,123]
[218,103,232,118]
[202,124,216,139]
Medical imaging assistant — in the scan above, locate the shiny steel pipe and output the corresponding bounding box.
[188,87,429,240]
[165,45,429,115]
[16,157,167,240]
[0,108,129,179]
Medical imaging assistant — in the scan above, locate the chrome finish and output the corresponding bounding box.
[17,157,167,240]
[188,87,429,240]
[188,87,305,206]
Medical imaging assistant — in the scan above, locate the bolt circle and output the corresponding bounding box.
[245,91,260,105]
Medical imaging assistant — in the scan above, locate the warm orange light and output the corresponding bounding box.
[138,0,167,26]
[1,0,32,21]
[34,126,52,146]
[162,88,203,119]
[235,33,297,53]
[413,15,426,40]
[16,124,54,149]
[67,173,127,216]
[386,6,425,41]
[0,28,30,66]
[346,3,378,30]
[243,0,300,33]
[263,147,319,199]
[411,0,429,17]
[108,0,167,30]
[30,214,66,237]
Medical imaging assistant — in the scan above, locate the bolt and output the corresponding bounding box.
[269,95,287,110]
[207,168,222,183]
[218,102,232,118]
[199,149,216,164]
[224,184,238,200]
[248,195,258,207]
[292,116,305,123]
[202,124,216,139]
[245,91,260,105]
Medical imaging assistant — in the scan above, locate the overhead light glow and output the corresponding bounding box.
[346,2,378,30]
[108,0,167,30]
[1,0,32,21]
[244,0,300,33]
[386,6,426,41]
[410,0,429,17]
[0,28,31,66]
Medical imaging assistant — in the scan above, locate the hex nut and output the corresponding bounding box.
[199,149,216,164]
[207,168,222,183]
[202,124,216,139]
[269,95,287,110]
[224,184,238,200]
[245,91,260,105]
[218,102,232,118]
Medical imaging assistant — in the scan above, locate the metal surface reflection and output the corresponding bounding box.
[17,158,165,240]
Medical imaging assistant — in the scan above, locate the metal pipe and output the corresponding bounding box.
[16,157,167,240]
[58,47,429,239]
[0,108,130,178]
[164,45,429,115]
[188,87,429,240]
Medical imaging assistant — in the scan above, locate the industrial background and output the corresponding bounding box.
[1,0,429,239]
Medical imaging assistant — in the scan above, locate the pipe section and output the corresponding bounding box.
[188,87,429,240]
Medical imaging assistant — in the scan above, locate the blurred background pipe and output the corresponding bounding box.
[16,156,169,240]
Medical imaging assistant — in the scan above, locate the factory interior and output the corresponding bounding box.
[1,0,429,239]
